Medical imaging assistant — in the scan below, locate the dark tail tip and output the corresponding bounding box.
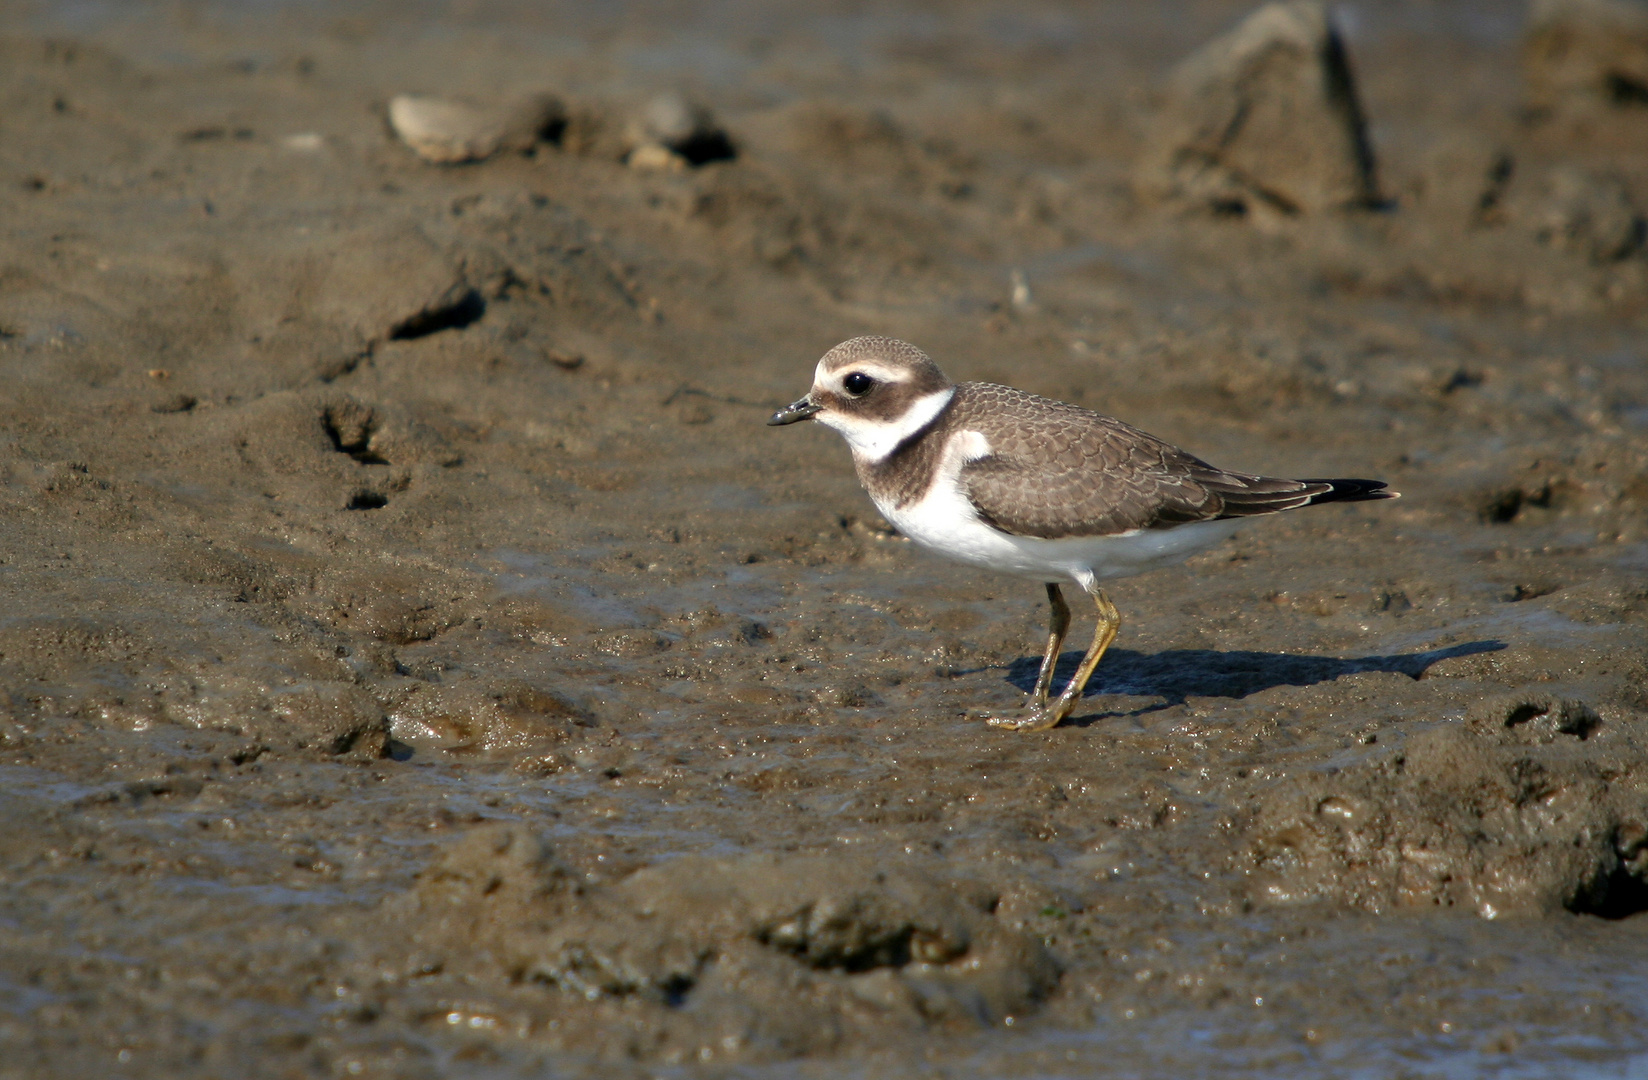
[1301,478,1399,505]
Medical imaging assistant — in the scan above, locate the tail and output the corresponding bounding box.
[1203,473,1399,519]
[1297,478,1399,506]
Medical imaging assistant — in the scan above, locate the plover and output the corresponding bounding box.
[768,335,1396,732]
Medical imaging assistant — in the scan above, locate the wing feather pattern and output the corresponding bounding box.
[951,384,1391,539]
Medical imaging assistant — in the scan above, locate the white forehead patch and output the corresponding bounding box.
[812,359,909,391]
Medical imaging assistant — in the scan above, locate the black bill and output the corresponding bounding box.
[767,397,821,426]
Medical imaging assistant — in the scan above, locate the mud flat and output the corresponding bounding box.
[2,1,1647,1076]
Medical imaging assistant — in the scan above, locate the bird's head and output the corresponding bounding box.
[767,336,955,461]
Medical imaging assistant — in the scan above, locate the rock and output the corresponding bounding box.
[388,92,565,164]
[625,92,736,169]
[1136,0,1378,219]
[1524,0,1648,118]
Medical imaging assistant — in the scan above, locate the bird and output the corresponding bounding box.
[767,335,1397,732]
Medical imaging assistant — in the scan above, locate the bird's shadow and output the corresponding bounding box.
[1000,639,1506,721]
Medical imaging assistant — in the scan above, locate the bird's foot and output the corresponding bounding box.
[982,705,1063,732]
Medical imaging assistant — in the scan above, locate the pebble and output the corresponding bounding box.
[627,142,687,172]
[625,91,733,169]
[388,92,564,164]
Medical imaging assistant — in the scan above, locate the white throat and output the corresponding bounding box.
[820,387,955,464]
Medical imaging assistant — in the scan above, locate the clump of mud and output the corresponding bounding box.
[371,825,1057,1061]
[1136,0,1379,219]
[1244,701,1648,919]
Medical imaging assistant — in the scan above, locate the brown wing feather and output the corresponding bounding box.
[952,384,1350,539]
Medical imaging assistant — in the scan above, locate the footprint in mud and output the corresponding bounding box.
[1004,639,1506,716]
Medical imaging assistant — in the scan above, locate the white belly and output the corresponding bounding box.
[875,483,1243,589]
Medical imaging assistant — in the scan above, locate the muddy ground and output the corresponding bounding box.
[2,0,1648,1076]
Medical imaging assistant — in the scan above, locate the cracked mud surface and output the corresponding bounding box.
[2,1,1647,1076]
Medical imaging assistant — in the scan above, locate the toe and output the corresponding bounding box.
[983,708,1059,732]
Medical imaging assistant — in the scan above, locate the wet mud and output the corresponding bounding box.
[2,1,1648,1076]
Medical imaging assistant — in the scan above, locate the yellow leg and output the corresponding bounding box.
[987,587,1121,733]
[1029,583,1071,706]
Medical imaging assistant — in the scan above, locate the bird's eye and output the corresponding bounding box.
[843,372,875,396]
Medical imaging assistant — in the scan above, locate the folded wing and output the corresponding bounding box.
[954,384,1392,539]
